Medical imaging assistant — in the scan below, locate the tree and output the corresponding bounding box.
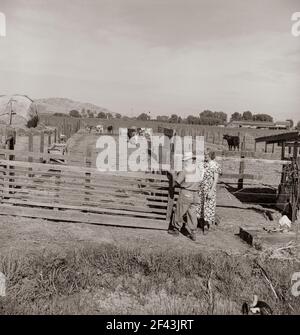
[87,110,94,118]
[156,115,169,122]
[215,111,227,123]
[252,114,273,122]
[198,110,227,125]
[296,121,300,130]
[106,112,113,119]
[137,113,150,121]
[69,110,81,118]
[186,115,199,124]
[230,112,242,121]
[169,114,179,123]
[97,111,106,118]
[53,112,65,117]
[27,115,39,128]
[242,111,253,120]
[286,119,294,129]
[200,110,214,118]
[115,113,122,119]
[81,109,87,118]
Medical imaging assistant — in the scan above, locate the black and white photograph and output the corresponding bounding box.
[0,0,300,320]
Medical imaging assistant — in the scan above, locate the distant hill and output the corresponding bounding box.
[34,97,114,118]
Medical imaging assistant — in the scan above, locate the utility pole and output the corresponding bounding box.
[8,99,17,125]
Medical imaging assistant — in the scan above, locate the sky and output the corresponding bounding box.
[0,0,300,120]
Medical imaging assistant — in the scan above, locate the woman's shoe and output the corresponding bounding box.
[202,222,210,235]
[188,233,196,241]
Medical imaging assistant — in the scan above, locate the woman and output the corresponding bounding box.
[197,149,221,230]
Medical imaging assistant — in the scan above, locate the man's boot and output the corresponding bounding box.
[168,228,180,236]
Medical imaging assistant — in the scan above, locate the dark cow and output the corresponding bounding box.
[223,134,240,151]
[107,125,113,134]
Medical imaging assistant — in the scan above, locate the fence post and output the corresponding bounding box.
[281,142,286,160]
[28,131,34,178]
[159,144,163,172]
[166,172,175,227]
[54,128,57,143]
[242,135,246,151]
[84,147,92,204]
[54,169,61,207]
[148,138,152,172]
[40,131,44,163]
[238,151,245,190]
[295,157,300,259]
[28,131,33,162]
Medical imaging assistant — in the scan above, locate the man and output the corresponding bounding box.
[168,152,204,241]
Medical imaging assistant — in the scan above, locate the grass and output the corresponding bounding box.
[0,243,299,315]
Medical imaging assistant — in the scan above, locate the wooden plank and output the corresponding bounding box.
[0,199,166,219]
[0,204,167,230]
[0,159,169,181]
[281,141,286,160]
[2,193,167,214]
[0,166,169,186]
[28,132,33,162]
[0,168,170,188]
[0,148,67,161]
[40,131,44,163]
[0,174,170,195]
[0,184,169,207]
[238,153,245,190]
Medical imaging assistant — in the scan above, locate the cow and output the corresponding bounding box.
[107,125,113,134]
[127,127,137,140]
[86,125,92,133]
[223,134,240,151]
[96,124,104,134]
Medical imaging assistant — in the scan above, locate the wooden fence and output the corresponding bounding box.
[0,137,269,228]
[0,157,175,229]
[39,115,289,152]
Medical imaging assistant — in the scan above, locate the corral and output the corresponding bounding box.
[0,122,299,315]
[0,124,299,251]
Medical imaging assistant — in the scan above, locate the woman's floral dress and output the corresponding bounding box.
[196,160,222,223]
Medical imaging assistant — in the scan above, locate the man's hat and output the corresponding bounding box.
[182,152,194,161]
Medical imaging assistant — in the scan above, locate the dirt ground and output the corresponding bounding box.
[0,204,265,257]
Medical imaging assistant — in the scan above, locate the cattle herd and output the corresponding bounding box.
[84,124,241,151]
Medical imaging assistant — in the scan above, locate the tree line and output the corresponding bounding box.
[55,109,298,129]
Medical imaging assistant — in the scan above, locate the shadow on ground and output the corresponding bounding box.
[226,185,277,208]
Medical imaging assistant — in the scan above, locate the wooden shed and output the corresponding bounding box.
[255,132,300,221]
